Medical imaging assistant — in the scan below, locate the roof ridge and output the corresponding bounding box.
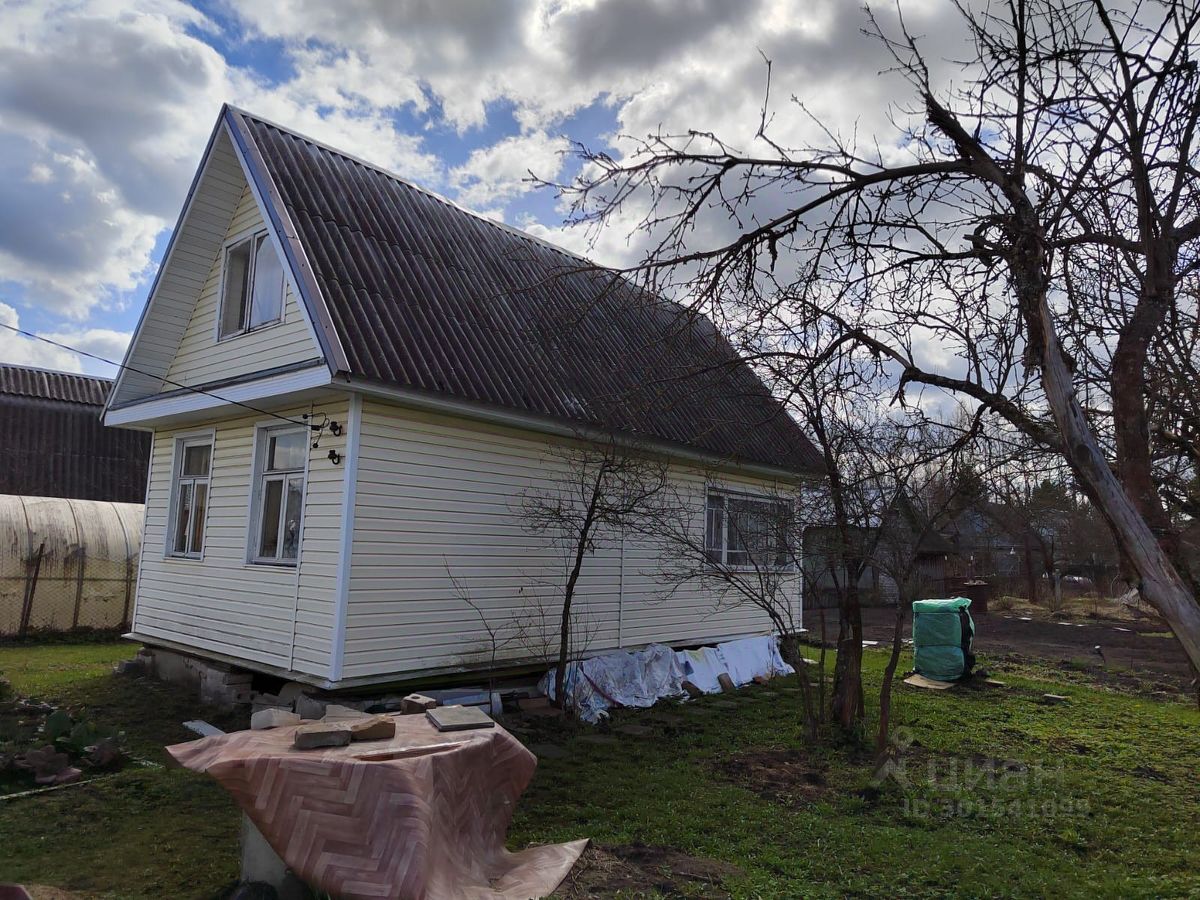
[227,106,601,270]
[0,362,111,383]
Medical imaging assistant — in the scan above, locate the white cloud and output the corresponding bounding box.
[0,0,443,320]
[0,303,127,376]
[0,0,974,332]
[450,131,568,211]
[41,327,130,377]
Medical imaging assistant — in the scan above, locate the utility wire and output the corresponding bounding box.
[0,320,319,431]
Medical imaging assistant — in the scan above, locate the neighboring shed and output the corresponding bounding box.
[0,364,151,503]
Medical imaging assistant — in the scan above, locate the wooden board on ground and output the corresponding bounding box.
[904,674,957,691]
[426,705,495,732]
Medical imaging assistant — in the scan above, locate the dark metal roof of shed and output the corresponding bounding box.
[232,109,823,475]
[0,364,111,406]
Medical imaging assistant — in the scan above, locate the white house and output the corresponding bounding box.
[104,106,823,690]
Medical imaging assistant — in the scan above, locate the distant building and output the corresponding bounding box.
[942,500,1048,582]
[803,493,955,608]
[0,364,150,503]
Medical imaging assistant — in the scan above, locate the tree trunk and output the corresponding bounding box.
[1024,533,1038,603]
[779,633,818,741]
[553,483,603,711]
[831,568,865,730]
[1031,279,1200,672]
[875,597,907,756]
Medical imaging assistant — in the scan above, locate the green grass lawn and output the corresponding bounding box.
[1,640,1197,899]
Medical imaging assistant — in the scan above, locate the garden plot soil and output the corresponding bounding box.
[814,609,1195,693]
[553,843,742,899]
[712,748,830,806]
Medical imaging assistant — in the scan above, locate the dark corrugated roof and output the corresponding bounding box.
[235,111,823,475]
[0,365,111,406]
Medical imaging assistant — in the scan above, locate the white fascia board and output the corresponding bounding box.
[342,376,817,485]
[104,365,334,428]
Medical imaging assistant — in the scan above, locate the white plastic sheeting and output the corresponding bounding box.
[540,635,795,723]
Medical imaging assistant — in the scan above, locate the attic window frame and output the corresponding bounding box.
[216,227,286,341]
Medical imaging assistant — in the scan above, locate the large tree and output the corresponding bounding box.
[553,0,1200,670]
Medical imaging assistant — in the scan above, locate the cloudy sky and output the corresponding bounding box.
[0,0,948,377]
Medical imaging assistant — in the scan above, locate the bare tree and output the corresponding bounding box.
[873,455,975,758]
[652,474,822,737]
[520,437,670,710]
[550,1,1200,671]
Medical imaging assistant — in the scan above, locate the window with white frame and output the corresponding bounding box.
[218,231,285,339]
[704,489,792,568]
[169,437,212,558]
[250,426,308,565]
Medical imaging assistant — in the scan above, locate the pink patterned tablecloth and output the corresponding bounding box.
[167,714,586,899]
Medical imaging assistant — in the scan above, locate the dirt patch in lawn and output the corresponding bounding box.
[555,843,742,898]
[712,748,829,806]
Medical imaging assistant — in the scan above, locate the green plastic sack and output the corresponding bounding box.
[912,597,975,681]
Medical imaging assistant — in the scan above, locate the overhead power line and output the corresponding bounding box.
[0,320,322,431]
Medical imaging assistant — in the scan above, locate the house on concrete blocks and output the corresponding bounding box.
[104,106,823,690]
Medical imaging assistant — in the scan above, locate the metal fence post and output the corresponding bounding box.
[71,546,87,630]
[19,542,46,637]
[122,554,134,630]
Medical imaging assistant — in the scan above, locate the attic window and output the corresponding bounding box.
[218,231,284,338]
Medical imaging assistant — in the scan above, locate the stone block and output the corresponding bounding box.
[323,704,369,721]
[295,695,328,721]
[426,705,494,732]
[277,682,311,708]
[349,716,396,742]
[293,723,352,750]
[113,658,147,677]
[717,673,736,693]
[251,708,302,730]
[401,693,439,714]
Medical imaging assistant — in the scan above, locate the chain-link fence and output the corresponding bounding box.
[0,495,142,637]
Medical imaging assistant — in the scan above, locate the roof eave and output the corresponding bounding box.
[341,374,823,483]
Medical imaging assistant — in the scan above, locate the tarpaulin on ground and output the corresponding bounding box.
[542,635,794,723]
[540,643,686,723]
[712,636,795,685]
[167,715,586,900]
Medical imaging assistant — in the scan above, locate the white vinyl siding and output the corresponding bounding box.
[341,399,800,681]
[110,127,248,406]
[161,185,320,391]
[133,400,348,678]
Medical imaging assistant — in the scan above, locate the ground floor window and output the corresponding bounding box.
[169,437,212,558]
[250,426,307,565]
[705,489,792,568]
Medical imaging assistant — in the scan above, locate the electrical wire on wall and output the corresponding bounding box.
[0,320,340,447]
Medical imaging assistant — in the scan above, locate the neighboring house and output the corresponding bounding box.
[103,106,823,690]
[0,364,150,502]
[803,494,954,608]
[943,500,1046,582]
